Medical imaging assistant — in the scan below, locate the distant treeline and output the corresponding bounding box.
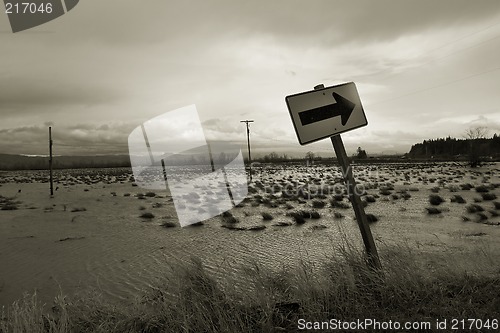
[0,154,131,170]
[2,133,500,170]
[408,134,500,158]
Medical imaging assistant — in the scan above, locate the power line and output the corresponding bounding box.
[369,20,500,83]
[367,67,500,107]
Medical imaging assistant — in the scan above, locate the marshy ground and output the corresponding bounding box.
[0,162,499,332]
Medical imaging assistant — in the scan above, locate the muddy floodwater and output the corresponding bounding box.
[1,162,499,307]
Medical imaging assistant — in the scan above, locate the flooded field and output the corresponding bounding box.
[1,162,499,308]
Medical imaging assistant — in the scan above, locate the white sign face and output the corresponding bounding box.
[286,82,367,145]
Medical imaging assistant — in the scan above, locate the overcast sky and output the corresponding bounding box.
[1,0,500,156]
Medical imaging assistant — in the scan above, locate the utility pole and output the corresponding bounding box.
[240,120,254,181]
[49,126,54,197]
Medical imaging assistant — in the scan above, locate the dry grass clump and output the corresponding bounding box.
[366,214,378,223]
[354,213,378,223]
[459,183,473,190]
[466,204,484,213]
[329,198,350,209]
[0,195,20,210]
[139,212,155,219]
[475,185,489,193]
[429,194,445,206]
[379,188,392,196]
[261,212,274,221]
[399,191,411,200]
[221,211,239,224]
[481,193,497,201]
[476,212,488,221]
[364,195,376,203]
[450,195,466,204]
[426,207,442,214]
[287,211,306,224]
[160,221,176,228]
[430,186,440,193]
[311,200,326,209]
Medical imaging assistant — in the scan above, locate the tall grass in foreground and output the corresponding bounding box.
[1,242,499,333]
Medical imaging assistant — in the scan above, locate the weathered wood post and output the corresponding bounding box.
[240,120,254,181]
[49,126,54,197]
[313,84,381,270]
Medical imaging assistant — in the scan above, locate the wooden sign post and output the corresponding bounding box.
[286,83,381,270]
[330,129,381,270]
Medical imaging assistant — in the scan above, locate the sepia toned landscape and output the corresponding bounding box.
[2,0,500,332]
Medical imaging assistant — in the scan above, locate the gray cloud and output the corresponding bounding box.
[1,1,500,156]
[18,0,500,48]
[0,74,123,117]
[0,123,135,155]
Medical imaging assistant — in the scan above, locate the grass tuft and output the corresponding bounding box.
[481,193,497,201]
[366,213,378,223]
[466,204,484,213]
[426,207,442,214]
[364,195,376,203]
[140,212,155,219]
[261,212,274,221]
[311,200,326,209]
[475,185,489,193]
[330,199,350,209]
[450,195,466,204]
[429,194,445,206]
[0,195,20,210]
[334,211,344,218]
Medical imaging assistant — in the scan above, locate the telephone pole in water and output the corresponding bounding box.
[49,126,54,197]
[240,120,254,181]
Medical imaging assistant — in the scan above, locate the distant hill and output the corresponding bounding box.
[2,134,499,170]
[0,154,131,170]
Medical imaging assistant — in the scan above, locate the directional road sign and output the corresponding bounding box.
[286,82,367,145]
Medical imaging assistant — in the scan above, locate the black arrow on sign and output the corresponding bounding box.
[298,92,355,126]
